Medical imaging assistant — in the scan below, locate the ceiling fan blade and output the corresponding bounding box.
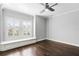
[40,9,45,13]
[50,3,58,7]
[40,3,45,6]
[48,7,55,11]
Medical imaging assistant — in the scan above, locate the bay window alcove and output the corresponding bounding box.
[0,4,47,51]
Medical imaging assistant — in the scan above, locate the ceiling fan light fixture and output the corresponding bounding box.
[45,9,49,11]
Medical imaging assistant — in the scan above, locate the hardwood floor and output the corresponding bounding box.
[0,40,79,56]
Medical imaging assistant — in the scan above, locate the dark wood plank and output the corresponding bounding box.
[0,40,79,56]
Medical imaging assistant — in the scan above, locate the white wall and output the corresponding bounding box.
[0,4,4,43]
[48,10,79,46]
[36,15,47,40]
[0,5,1,43]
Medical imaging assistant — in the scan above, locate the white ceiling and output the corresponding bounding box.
[2,3,79,17]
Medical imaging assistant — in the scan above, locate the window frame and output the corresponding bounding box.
[1,8,36,42]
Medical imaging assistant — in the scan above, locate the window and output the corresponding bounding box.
[3,9,34,42]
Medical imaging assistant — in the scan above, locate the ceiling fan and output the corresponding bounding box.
[40,3,58,13]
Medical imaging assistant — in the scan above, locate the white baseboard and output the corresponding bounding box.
[0,39,35,51]
[48,39,79,47]
[0,39,45,51]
